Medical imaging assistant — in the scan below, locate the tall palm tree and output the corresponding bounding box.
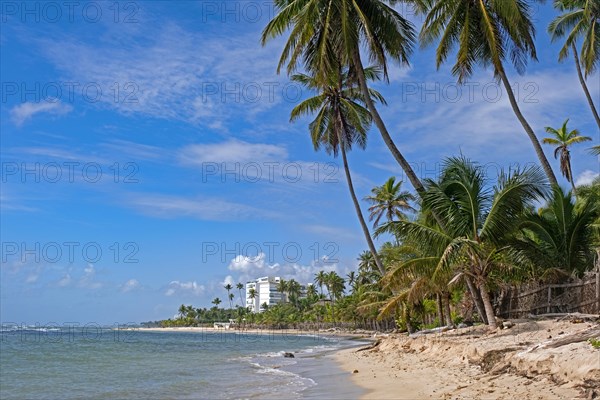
[261,0,429,196]
[248,288,257,311]
[290,65,387,275]
[365,176,416,228]
[277,278,288,303]
[416,0,558,185]
[236,283,245,308]
[589,145,600,155]
[224,283,233,309]
[549,0,600,129]
[543,119,592,196]
[306,284,318,299]
[229,293,235,308]
[287,279,302,307]
[314,271,327,297]
[346,271,357,291]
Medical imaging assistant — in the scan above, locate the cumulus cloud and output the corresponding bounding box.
[78,264,102,289]
[57,273,72,287]
[120,279,140,293]
[10,101,72,126]
[226,252,347,287]
[165,280,205,297]
[575,170,599,187]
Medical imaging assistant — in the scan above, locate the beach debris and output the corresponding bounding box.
[353,369,359,374]
[283,352,295,358]
[356,339,381,352]
[502,321,515,329]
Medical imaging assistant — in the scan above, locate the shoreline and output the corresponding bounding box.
[131,326,376,340]
[330,319,599,399]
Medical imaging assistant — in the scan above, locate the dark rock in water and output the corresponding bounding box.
[283,352,295,358]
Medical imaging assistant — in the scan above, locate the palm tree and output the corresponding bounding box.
[543,119,592,196]
[514,185,598,281]
[365,177,416,228]
[211,297,222,308]
[248,288,257,311]
[325,271,346,321]
[346,271,356,291]
[549,0,600,129]
[379,157,549,328]
[287,279,302,307]
[229,292,235,308]
[178,304,187,319]
[416,0,558,185]
[261,0,430,197]
[306,284,318,299]
[236,283,245,308]
[277,279,288,303]
[290,65,386,274]
[224,283,233,309]
[314,271,327,297]
[588,145,600,155]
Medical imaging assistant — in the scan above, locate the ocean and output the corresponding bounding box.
[0,327,365,399]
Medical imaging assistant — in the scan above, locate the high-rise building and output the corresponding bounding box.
[245,276,309,313]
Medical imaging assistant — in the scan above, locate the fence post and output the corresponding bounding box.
[596,268,600,314]
[547,286,552,314]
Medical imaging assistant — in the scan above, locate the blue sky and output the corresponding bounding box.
[1,1,598,325]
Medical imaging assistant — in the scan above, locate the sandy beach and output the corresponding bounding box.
[333,319,600,400]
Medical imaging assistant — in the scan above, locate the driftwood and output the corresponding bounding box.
[356,339,381,352]
[528,313,599,321]
[544,328,600,349]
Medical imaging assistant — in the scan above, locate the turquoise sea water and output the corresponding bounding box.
[0,327,364,399]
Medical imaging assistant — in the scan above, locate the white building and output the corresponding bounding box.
[245,277,310,313]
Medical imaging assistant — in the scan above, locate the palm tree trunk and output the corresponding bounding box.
[478,281,497,328]
[572,43,600,129]
[351,51,425,194]
[442,291,453,328]
[352,50,450,232]
[339,139,386,275]
[496,66,558,185]
[436,293,444,326]
[568,161,578,197]
[465,275,488,324]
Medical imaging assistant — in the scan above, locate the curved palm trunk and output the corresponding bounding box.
[339,140,386,275]
[572,43,600,129]
[352,50,450,232]
[351,51,425,194]
[496,66,558,185]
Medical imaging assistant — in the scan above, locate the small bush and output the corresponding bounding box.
[589,338,600,349]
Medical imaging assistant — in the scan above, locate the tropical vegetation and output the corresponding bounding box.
[160,0,599,332]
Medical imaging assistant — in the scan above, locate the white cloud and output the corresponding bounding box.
[120,279,140,293]
[10,101,72,126]
[226,252,348,287]
[178,140,288,165]
[575,170,599,186]
[165,281,205,297]
[34,24,289,128]
[58,273,72,287]
[126,193,278,221]
[78,264,102,289]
